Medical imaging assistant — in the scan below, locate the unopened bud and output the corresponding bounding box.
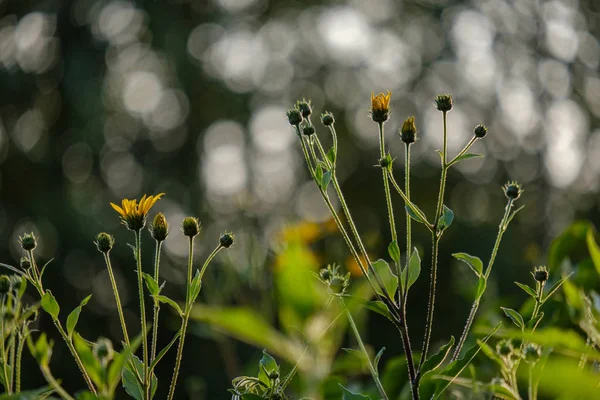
[151,213,169,242]
[219,232,235,248]
[182,217,201,238]
[474,124,488,138]
[95,232,115,253]
[320,111,335,127]
[19,232,37,251]
[434,94,453,112]
[400,116,417,144]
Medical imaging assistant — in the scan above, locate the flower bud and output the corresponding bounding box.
[329,275,350,295]
[0,275,10,295]
[523,343,541,363]
[219,232,235,248]
[378,153,394,169]
[496,339,513,357]
[150,213,169,242]
[503,181,523,200]
[319,268,332,283]
[400,116,417,144]
[9,275,22,291]
[95,232,115,253]
[93,337,114,366]
[434,94,453,112]
[182,217,201,238]
[302,124,315,136]
[474,124,488,138]
[20,257,31,270]
[19,232,37,251]
[268,371,279,381]
[286,108,303,127]
[296,99,312,118]
[533,266,548,283]
[320,111,335,127]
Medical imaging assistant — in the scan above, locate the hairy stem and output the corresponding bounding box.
[378,122,399,279]
[404,142,412,303]
[151,240,163,362]
[41,365,76,400]
[15,332,24,392]
[103,253,130,345]
[134,231,150,399]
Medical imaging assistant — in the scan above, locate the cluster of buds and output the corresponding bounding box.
[318,264,350,295]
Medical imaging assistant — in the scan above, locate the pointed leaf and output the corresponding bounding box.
[438,205,454,232]
[41,291,60,319]
[122,355,144,400]
[515,282,537,298]
[321,170,332,191]
[527,311,544,331]
[388,240,400,264]
[149,330,181,371]
[363,300,393,322]
[258,350,279,386]
[142,273,160,297]
[374,347,386,372]
[450,153,483,165]
[421,336,455,374]
[406,248,421,290]
[501,307,524,330]
[39,258,54,280]
[315,165,323,184]
[504,205,525,229]
[326,147,336,165]
[153,295,183,317]
[452,253,483,277]
[405,204,427,225]
[372,259,397,299]
[475,276,487,300]
[67,294,92,338]
[73,333,103,388]
[542,273,573,303]
[340,385,372,399]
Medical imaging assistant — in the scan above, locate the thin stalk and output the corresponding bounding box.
[15,332,24,392]
[377,122,399,279]
[447,137,477,167]
[341,299,389,400]
[452,198,514,360]
[151,240,163,362]
[8,331,15,390]
[134,231,150,400]
[420,110,449,368]
[387,173,433,231]
[1,310,11,394]
[103,253,130,345]
[27,251,97,394]
[41,366,76,400]
[404,142,412,303]
[168,242,222,400]
[394,319,419,400]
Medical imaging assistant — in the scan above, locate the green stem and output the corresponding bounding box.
[378,122,399,279]
[168,242,222,400]
[1,309,11,394]
[420,111,449,367]
[103,253,130,345]
[151,241,163,362]
[404,142,412,303]
[41,366,76,400]
[134,231,150,400]
[342,299,389,400]
[387,172,433,231]
[447,137,477,167]
[8,330,15,391]
[15,332,24,392]
[452,198,514,360]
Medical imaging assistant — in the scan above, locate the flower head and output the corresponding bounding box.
[296,99,312,118]
[370,91,391,123]
[400,116,417,144]
[286,108,303,127]
[219,232,235,248]
[533,266,548,283]
[502,181,523,201]
[110,193,164,231]
[150,213,169,242]
[320,111,335,127]
[474,124,488,138]
[182,217,201,238]
[19,232,37,251]
[434,94,453,112]
[95,232,115,253]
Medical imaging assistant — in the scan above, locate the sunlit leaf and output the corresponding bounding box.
[67,294,92,338]
[41,291,60,319]
[421,336,455,374]
[514,282,536,298]
[501,307,524,330]
[437,205,454,232]
[452,253,483,277]
[542,273,573,303]
[372,259,397,299]
[388,240,400,264]
[340,385,372,399]
[153,295,183,317]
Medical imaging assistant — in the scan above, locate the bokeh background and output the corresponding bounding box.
[0,0,599,398]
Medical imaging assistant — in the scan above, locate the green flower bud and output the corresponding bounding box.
[93,337,114,366]
[496,339,513,357]
[523,343,541,363]
[533,266,548,283]
[9,275,22,291]
[19,257,31,270]
[19,232,37,251]
[319,268,332,283]
[474,124,488,138]
[285,108,303,127]
[320,111,335,126]
[329,275,350,295]
[302,124,315,136]
[0,275,10,295]
[503,181,523,200]
[182,217,201,238]
[434,94,453,112]
[296,99,312,118]
[94,232,115,253]
[378,153,394,170]
[268,371,279,381]
[150,213,169,242]
[400,116,417,144]
[219,232,235,248]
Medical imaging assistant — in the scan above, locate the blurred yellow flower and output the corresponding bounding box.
[370,91,391,123]
[111,193,164,231]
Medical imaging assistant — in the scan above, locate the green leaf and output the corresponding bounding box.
[586,229,600,275]
[452,253,483,277]
[340,385,372,399]
[437,205,454,232]
[315,164,323,184]
[363,300,394,322]
[501,307,524,330]
[326,147,336,165]
[421,336,455,374]
[406,248,421,291]
[73,333,103,388]
[74,392,100,400]
[372,259,397,299]
[475,276,487,300]
[41,291,60,319]
[189,269,202,303]
[527,311,544,331]
[142,273,160,297]
[504,205,525,229]
[321,170,332,191]
[0,387,56,400]
[388,240,400,264]
[26,333,53,366]
[153,295,183,317]
[450,153,483,165]
[258,350,279,386]
[374,347,385,372]
[405,205,426,225]
[515,282,537,298]
[542,273,574,303]
[122,356,144,400]
[149,330,181,371]
[39,258,54,281]
[66,294,92,338]
[107,350,130,395]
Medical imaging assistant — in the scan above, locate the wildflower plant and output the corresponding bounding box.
[285,91,526,399]
[0,193,234,400]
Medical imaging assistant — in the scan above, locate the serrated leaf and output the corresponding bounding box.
[515,282,537,298]
[388,240,400,264]
[452,253,483,277]
[542,273,573,303]
[475,276,487,300]
[41,291,60,319]
[438,205,454,232]
[142,273,160,296]
[326,147,336,165]
[501,307,524,330]
[154,295,183,316]
[340,385,372,399]
[372,259,397,299]
[421,336,455,374]
[67,294,92,338]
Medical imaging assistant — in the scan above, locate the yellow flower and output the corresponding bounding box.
[110,193,165,231]
[370,90,391,123]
